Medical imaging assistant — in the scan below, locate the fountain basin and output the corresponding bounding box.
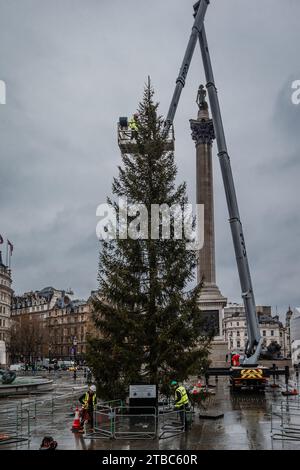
[0,376,54,397]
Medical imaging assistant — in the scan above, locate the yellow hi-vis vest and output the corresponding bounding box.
[174,385,189,408]
[82,391,97,409]
[128,117,138,131]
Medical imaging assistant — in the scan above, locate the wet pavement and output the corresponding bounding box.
[1,372,300,450]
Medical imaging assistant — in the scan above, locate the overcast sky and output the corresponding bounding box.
[0,0,299,315]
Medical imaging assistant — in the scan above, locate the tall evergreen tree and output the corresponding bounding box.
[87,81,211,400]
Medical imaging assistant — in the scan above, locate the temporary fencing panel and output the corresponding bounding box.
[87,406,115,439]
[114,407,157,440]
[0,405,30,447]
[271,400,300,442]
[158,409,186,439]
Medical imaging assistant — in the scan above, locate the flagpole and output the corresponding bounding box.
[9,245,11,269]
[7,240,13,270]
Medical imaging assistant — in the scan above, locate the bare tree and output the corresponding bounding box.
[8,316,49,363]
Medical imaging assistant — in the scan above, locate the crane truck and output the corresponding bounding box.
[118,0,290,391]
[163,0,288,391]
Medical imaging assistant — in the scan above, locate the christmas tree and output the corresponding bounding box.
[87,81,211,400]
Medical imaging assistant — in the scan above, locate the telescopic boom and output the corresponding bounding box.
[164,0,209,136]
[164,0,262,365]
[197,21,262,365]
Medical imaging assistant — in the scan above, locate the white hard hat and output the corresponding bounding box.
[90,385,96,392]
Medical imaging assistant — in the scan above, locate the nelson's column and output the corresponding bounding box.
[190,85,227,366]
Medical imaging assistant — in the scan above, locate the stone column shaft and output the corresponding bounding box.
[190,113,216,285]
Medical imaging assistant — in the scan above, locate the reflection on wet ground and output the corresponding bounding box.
[1,373,300,450]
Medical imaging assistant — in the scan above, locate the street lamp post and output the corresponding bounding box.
[48,344,52,373]
[71,336,77,365]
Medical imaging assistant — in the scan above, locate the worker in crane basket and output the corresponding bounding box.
[79,384,97,432]
[171,380,191,430]
[129,113,138,140]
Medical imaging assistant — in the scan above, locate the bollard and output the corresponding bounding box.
[285,366,289,393]
[205,372,209,387]
[109,408,115,436]
[27,409,31,437]
[16,404,20,438]
[270,363,279,388]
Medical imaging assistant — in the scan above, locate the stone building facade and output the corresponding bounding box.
[289,308,300,366]
[47,297,94,360]
[11,287,95,362]
[12,287,69,322]
[0,251,13,366]
[223,303,291,357]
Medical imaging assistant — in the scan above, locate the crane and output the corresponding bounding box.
[118,0,290,391]
[164,0,262,366]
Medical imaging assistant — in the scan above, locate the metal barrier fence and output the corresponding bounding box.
[114,407,157,440]
[271,399,300,442]
[84,400,125,439]
[158,409,186,440]
[0,386,87,422]
[96,399,124,410]
[86,406,115,439]
[86,405,191,440]
[0,386,88,447]
[0,404,30,446]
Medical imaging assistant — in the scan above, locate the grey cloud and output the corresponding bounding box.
[0,0,299,316]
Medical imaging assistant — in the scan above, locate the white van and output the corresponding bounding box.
[9,363,24,371]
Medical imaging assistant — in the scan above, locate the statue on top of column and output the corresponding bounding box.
[196,84,208,111]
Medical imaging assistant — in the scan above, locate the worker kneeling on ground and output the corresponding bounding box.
[128,113,138,140]
[171,380,191,431]
[79,384,97,433]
